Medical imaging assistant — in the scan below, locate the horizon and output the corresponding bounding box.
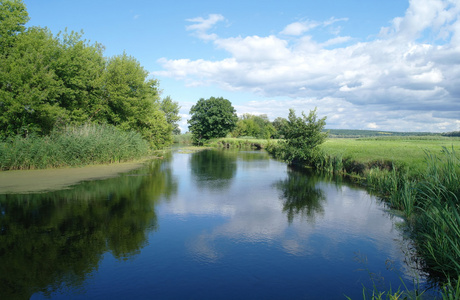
[23,0,460,133]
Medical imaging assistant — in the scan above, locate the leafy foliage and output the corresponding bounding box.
[231,113,276,139]
[0,1,173,149]
[272,117,289,139]
[160,95,181,135]
[188,96,238,145]
[102,53,171,148]
[0,0,29,53]
[276,108,328,165]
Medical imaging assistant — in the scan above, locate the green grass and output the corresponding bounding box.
[207,137,276,149]
[320,137,460,176]
[0,124,150,170]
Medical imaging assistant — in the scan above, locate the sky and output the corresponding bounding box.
[23,0,460,133]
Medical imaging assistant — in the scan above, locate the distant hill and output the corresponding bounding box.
[324,129,440,138]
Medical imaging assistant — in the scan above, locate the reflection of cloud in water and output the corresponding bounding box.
[167,181,409,274]
[186,233,221,263]
[162,151,415,279]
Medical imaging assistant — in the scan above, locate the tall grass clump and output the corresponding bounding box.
[0,124,150,170]
[413,147,460,280]
[208,137,270,149]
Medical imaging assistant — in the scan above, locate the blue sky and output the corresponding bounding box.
[24,0,460,133]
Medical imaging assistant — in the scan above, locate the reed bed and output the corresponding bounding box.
[0,124,150,170]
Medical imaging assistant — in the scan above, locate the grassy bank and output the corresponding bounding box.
[0,124,150,170]
[206,137,275,149]
[321,136,460,176]
[265,136,460,291]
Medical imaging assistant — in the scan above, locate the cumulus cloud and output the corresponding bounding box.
[156,0,460,132]
[185,14,225,41]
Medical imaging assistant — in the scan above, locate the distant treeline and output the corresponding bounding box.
[324,129,455,138]
[442,131,460,137]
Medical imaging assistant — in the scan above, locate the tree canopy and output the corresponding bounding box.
[231,114,276,139]
[0,0,29,53]
[188,96,238,145]
[160,95,181,135]
[0,0,176,149]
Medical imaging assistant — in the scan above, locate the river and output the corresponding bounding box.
[0,149,428,299]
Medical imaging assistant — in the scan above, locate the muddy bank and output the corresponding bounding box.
[0,160,149,194]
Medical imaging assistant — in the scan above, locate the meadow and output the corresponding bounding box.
[321,136,460,176]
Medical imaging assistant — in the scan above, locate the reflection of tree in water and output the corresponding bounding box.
[275,167,325,224]
[0,157,177,300]
[190,150,237,190]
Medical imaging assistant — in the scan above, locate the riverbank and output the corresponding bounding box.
[0,158,154,194]
[0,124,150,171]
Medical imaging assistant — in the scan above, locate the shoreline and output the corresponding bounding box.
[0,159,152,194]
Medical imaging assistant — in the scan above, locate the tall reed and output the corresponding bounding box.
[0,124,150,170]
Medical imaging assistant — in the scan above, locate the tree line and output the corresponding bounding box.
[187,96,328,167]
[0,0,180,149]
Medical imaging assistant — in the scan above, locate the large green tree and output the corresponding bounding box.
[53,30,106,125]
[0,28,106,136]
[0,0,29,54]
[188,96,238,145]
[0,0,174,148]
[103,53,172,148]
[0,27,65,136]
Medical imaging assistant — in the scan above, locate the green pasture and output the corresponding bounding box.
[320,137,460,175]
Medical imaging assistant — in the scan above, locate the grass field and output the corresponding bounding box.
[210,136,460,176]
[321,136,460,176]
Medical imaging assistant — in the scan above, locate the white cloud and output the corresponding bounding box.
[185,14,225,41]
[280,21,319,35]
[156,1,460,132]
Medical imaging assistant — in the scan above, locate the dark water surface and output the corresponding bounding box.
[1,149,426,299]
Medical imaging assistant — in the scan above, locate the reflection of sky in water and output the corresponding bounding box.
[27,149,427,299]
[158,150,420,288]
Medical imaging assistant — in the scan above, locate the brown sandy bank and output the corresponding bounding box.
[0,160,149,194]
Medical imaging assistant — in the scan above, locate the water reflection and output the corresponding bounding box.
[0,157,177,300]
[275,166,325,224]
[190,150,237,190]
[0,150,426,300]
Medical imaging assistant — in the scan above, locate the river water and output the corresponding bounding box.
[0,149,427,299]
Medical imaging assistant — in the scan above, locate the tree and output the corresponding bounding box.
[0,27,106,137]
[232,113,276,139]
[160,95,181,135]
[0,27,66,136]
[103,53,172,148]
[188,96,238,145]
[53,30,106,125]
[0,0,29,54]
[272,117,288,139]
[280,108,328,165]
